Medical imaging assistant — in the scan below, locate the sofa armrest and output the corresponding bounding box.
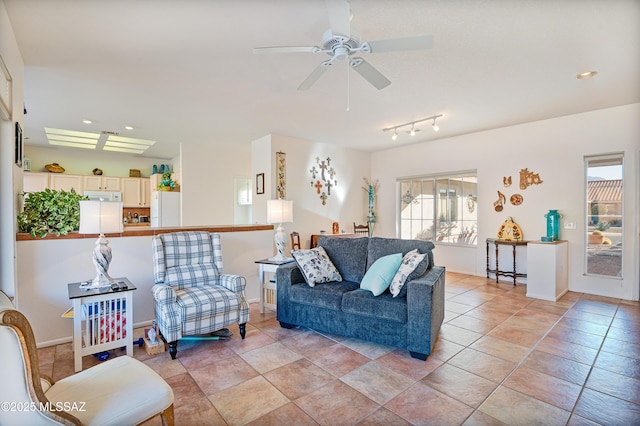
[276,263,304,323]
[405,265,446,356]
[152,283,177,305]
[218,274,246,294]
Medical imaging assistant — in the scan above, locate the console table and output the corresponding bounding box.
[486,238,528,285]
[255,258,294,313]
[67,278,136,372]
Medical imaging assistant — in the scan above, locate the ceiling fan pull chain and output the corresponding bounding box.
[346,61,350,112]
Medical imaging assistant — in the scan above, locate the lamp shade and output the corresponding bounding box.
[267,199,293,224]
[79,200,124,234]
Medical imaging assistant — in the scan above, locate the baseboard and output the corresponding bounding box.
[36,319,156,348]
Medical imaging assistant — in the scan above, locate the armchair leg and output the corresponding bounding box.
[239,323,246,339]
[409,351,427,361]
[168,341,178,359]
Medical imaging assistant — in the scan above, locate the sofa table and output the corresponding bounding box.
[255,258,294,313]
[486,238,528,285]
[67,278,136,372]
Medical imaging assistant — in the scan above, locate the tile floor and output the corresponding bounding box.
[38,272,640,425]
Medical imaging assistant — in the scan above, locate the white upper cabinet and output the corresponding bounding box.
[83,175,121,191]
[122,177,150,207]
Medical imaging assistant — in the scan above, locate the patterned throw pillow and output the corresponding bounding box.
[389,249,429,298]
[292,246,343,287]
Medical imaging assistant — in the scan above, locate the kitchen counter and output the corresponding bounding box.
[16,224,274,240]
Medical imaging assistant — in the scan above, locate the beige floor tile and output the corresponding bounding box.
[209,376,289,425]
[190,354,259,396]
[422,363,498,408]
[341,360,416,405]
[574,388,640,425]
[469,335,530,363]
[448,348,516,383]
[479,386,571,425]
[263,358,335,400]
[307,342,372,377]
[385,381,474,425]
[503,366,582,411]
[240,341,303,374]
[523,350,591,385]
[246,402,319,426]
[440,323,484,346]
[376,349,444,381]
[295,380,379,426]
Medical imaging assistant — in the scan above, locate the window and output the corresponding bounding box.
[585,154,623,278]
[398,171,477,245]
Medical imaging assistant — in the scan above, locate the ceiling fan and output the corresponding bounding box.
[253,0,433,90]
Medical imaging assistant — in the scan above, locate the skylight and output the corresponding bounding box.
[103,135,156,154]
[45,128,100,149]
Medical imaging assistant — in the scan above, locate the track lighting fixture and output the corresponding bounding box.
[382,114,442,141]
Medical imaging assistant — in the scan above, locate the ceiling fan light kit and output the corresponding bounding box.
[253,0,433,91]
[383,114,443,141]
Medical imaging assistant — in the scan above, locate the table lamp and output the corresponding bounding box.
[267,199,293,261]
[79,200,123,288]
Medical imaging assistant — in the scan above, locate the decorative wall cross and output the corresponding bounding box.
[310,156,337,205]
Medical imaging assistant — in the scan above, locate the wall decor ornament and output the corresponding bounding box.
[519,168,543,190]
[309,156,337,205]
[510,194,523,206]
[503,176,512,187]
[493,191,506,212]
[362,177,379,237]
[497,216,523,241]
[276,151,286,199]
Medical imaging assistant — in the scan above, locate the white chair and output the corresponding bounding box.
[0,290,174,426]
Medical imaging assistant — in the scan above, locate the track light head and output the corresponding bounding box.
[410,124,416,136]
[432,118,439,131]
[391,129,398,140]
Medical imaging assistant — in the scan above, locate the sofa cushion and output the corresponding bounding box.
[290,281,360,311]
[366,237,434,271]
[360,253,402,296]
[318,236,369,283]
[389,249,429,298]
[292,246,343,287]
[342,289,408,324]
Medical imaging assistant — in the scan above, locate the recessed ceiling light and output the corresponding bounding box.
[577,71,598,80]
[82,119,92,124]
[45,127,100,149]
[124,125,133,130]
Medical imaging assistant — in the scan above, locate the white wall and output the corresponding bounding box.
[0,0,24,297]
[372,104,640,300]
[23,145,174,178]
[252,134,371,252]
[16,229,273,346]
[180,141,251,226]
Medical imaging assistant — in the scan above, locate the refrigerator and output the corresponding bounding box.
[151,191,181,227]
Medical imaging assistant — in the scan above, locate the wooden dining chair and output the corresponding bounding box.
[290,232,301,250]
[353,223,370,236]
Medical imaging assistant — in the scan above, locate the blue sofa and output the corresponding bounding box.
[276,236,445,360]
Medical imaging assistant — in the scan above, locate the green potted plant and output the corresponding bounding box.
[589,221,609,245]
[157,172,176,191]
[17,188,88,238]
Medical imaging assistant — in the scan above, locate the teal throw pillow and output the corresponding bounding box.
[360,253,403,296]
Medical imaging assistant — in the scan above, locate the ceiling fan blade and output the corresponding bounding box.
[366,35,434,53]
[350,58,391,90]
[297,62,331,90]
[253,46,318,54]
[325,0,350,36]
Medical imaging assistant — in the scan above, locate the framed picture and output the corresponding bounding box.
[256,173,265,194]
[15,122,22,168]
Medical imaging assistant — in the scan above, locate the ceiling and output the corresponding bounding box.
[4,0,639,160]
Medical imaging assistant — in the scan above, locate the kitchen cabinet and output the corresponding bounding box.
[122,177,150,207]
[23,172,49,193]
[83,175,121,191]
[49,174,83,192]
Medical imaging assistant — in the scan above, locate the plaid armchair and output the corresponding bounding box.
[152,232,249,359]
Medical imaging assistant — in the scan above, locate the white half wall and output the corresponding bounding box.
[16,230,273,347]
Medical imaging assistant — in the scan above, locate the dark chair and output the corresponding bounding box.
[290,231,301,250]
[353,222,370,236]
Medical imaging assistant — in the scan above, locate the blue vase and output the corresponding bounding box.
[152,164,158,175]
[545,209,561,241]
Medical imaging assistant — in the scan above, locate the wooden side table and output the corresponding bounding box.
[486,238,528,285]
[67,278,136,372]
[255,258,294,313]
